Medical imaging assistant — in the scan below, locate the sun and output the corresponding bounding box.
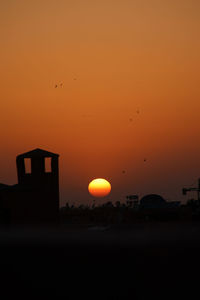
[88,178,111,198]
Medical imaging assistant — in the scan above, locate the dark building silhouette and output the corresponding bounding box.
[140,194,166,209]
[0,148,59,224]
[139,194,180,210]
[126,194,139,209]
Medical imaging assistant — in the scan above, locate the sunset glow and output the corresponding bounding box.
[88,178,111,198]
[0,1,200,206]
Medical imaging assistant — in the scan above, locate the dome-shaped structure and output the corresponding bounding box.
[140,194,166,209]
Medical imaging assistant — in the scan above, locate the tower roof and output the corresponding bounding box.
[17,148,59,159]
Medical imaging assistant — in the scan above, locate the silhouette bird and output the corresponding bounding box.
[122,170,126,174]
[136,109,140,114]
[55,84,58,88]
[144,158,147,162]
[129,118,133,122]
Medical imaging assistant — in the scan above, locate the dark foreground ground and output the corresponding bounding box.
[0,221,200,299]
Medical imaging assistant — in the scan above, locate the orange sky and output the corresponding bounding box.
[0,0,200,206]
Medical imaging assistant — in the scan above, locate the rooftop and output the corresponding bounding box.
[17,148,59,159]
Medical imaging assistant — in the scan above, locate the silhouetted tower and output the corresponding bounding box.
[16,148,59,223]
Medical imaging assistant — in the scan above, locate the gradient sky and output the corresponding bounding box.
[1,0,200,206]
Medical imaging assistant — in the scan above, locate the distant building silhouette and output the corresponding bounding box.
[139,194,180,210]
[126,195,139,209]
[0,148,59,225]
[140,194,165,209]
